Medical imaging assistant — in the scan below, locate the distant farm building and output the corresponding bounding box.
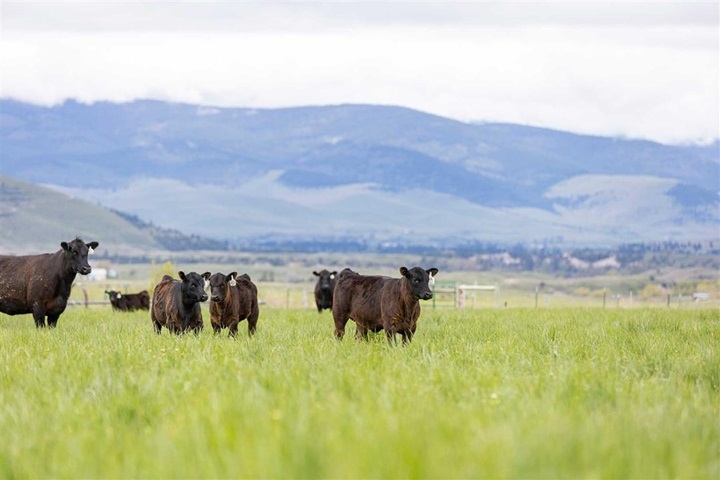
[693,292,710,302]
[86,268,107,281]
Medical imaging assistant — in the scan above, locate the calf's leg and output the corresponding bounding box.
[247,306,259,336]
[333,316,349,340]
[47,313,61,328]
[151,311,162,334]
[355,324,369,341]
[32,303,46,328]
[192,321,203,336]
[228,321,239,338]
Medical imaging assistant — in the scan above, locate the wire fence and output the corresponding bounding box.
[66,282,718,310]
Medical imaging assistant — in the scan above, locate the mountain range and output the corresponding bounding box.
[1,98,717,250]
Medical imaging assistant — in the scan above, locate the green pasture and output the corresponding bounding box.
[1,306,718,479]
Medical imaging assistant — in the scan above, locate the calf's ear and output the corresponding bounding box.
[313,271,320,276]
[228,272,238,287]
[86,241,99,254]
[427,268,439,278]
[61,242,69,251]
[178,271,187,281]
[202,272,212,281]
[330,271,337,278]
[399,266,409,277]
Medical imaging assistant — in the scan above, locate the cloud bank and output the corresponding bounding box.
[1,2,718,145]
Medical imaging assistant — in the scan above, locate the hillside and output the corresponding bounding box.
[0,177,225,255]
[1,99,717,246]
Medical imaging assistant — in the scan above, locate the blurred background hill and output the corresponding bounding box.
[1,99,717,250]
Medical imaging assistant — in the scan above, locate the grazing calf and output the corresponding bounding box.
[150,271,210,334]
[313,269,337,312]
[105,290,150,311]
[332,266,438,345]
[0,238,99,328]
[208,272,260,337]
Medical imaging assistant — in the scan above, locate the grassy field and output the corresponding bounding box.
[1,305,718,479]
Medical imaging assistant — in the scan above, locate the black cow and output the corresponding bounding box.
[150,271,210,335]
[313,269,337,312]
[0,238,99,328]
[105,290,150,311]
[207,272,260,337]
[332,266,438,345]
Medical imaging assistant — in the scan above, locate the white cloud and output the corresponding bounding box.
[4,2,718,32]
[1,2,718,144]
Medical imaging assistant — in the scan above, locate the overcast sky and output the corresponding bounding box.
[1,1,718,145]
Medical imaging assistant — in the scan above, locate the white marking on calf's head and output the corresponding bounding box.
[201,272,212,291]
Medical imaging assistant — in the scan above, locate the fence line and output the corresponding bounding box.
[66,283,716,310]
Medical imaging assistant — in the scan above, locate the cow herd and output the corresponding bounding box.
[0,238,438,344]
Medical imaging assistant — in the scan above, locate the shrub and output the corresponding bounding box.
[638,283,666,300]
[148,261,176,296]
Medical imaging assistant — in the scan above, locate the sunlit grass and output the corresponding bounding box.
[1,306,718,478]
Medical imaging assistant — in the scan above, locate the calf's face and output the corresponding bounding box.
[61,239,99,275]
[313,270,337,292]
[209,272,238,303]
[105,290,121,303]
[178,271,209,304]
[399,266,439,301]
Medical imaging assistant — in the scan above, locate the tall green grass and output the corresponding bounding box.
[1,307,718,479]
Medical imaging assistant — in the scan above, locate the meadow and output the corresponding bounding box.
[1,305,718,479]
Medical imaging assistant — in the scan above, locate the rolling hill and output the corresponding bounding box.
[0,177,227,255]
[0,99,717,248]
